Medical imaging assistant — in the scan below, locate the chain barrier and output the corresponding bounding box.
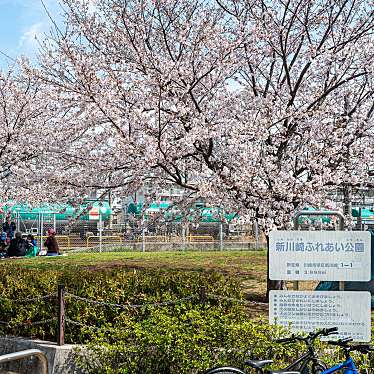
[66,292,196,309]
[0,318,56,328]
[66,291,266,310]
[207,293,268,306]
[212,347,249,353]
[0,292,57,331]
[0,293,57,304]
[0,287,268,346]
[66,318,119,334]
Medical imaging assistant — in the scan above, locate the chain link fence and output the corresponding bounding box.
[1,211,267,253]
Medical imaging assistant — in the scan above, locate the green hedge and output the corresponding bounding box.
[0,265,372,373]
[0,265,241,342]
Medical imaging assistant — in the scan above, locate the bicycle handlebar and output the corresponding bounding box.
[327,338,353,346]
[327,340,373,354]
[351,344,374,354]
[275,336,297,344]
[275,328,338,345]
[323,327,339,335]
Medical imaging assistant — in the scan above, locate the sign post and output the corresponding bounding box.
[269,211,372,342]
[293,210,345,290]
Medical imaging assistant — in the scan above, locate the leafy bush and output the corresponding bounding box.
[0,264,241,343]
[74,313,304,374]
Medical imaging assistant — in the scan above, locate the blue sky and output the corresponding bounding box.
[0,0,60,69]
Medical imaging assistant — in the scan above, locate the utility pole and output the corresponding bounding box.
[108,189,113,230]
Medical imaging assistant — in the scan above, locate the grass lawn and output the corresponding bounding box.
[0,250,268,298]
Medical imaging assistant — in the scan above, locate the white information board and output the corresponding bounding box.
[269,231,371,281]
[269,291,371,342]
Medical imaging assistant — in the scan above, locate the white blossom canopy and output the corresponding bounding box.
[33,0,373,229]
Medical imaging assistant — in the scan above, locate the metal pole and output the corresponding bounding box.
[57,284,65,346]
[141,214,145,253]
[182,224,186,251]
[358,207,362,231]
[294,210,345,291]
[219,221,223,251]
[99,213,103,253]
[16,210,20,232]
[53,213,56,232]
[39,212,43,252]
[108,189,113,230]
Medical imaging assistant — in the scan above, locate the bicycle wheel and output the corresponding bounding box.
[204,367,246,374]
[300,360,328,374]
[312,361,328,374]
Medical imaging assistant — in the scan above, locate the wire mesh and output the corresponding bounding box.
[0,212,267,253]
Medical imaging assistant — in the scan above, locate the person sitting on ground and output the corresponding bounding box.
[0,240,6,258]
[27,234,37,247]
[44,229,59,256]
[7,232,28,257]
[0,231,7,245]
[25,234,38,258]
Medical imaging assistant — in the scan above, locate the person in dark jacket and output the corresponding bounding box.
[7,232,27,257]
[3,217,16,240]
[44,228,59,256]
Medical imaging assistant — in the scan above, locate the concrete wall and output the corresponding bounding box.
[0,337,80,374]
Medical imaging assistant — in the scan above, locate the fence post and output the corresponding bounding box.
[219,221,223,251]
[57,284,65,346]
[141,214,145,252]
[98,213,103,253]
[39,212,43,252]
[53,212,56,232]
[199,286,207,305]
[182,224,186,251]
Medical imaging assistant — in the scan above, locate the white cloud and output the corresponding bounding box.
[18,22,44,50]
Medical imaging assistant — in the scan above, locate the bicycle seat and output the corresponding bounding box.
[244,360,273,369]
[268,372,300,374]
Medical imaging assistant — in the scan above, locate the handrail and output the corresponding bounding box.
[38,235,71,250]
[86,235,123,247]
[0,349,48,374]
[188,235,214,242]
[293,210,345,230]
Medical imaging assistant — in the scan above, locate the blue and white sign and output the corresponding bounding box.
[269,291,371,342]
[269,231,371,281]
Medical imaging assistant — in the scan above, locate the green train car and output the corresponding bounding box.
[0,200,112,235]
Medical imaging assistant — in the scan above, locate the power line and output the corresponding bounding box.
[0,49,17,63]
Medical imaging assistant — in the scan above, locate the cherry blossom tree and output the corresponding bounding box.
[34,0,240,197]
[0,64,61,205]
[35,0,373,291]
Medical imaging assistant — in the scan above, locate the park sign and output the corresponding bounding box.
[269,291,371,342]
[269,231,371,281]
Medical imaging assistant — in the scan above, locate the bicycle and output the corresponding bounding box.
[266,327,338,374]
[205,327,337,374]
[323,338,373,373]
[204,365,299,374]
